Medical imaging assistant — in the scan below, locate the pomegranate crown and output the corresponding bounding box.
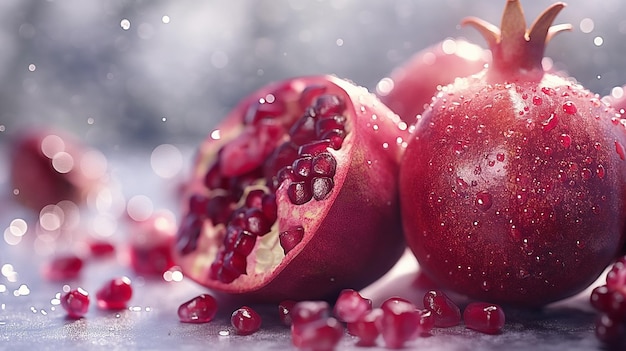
[462,0,572,83]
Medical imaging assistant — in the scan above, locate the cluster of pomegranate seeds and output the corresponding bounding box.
[60,288,90,319]
[590,256,626,346]
[176,86,352,284]
[95,276,133,310]
[231,306,262,335]
[177,294,219,323]
[290,301,344,351]
[463,302,506,335]
[42,254,84,281]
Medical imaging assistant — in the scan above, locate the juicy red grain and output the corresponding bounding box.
[233,231,257,256]
[95,276,133,310]
[463,302,506,334]
[261,193,278,223]
[289,113,317,146]
[178,294,218,323]
[423,290,461,327]
[60,288,90,319]
[333,289,372,323]
[279,300,298,326]
[312,177,333,201]
[42,254,83,281]
[279,226,305,254]
[298,140,332,157]
[312,153,337,177]
[595,314,626,346]
[606,257,626,294]
[312,94,346,116]
[244,98,286,125]
[244,207,271,236]
[87,240,116,257]
[176,214,203,255]
[292,156,313,180]
[349,308,383,346]
[231,306,262,335]
[292,317,344,351]
[291,301,331,328]
[379,297,421,349]
[245,189,265,209]
[288,181,313,205]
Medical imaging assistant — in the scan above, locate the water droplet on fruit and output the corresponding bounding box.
[481,280,491,292]
[596,164,606,178]
[541,113,558,132]
[532,96,543,106]
[496,153,505,162]
[562,101,577,115]
[474,192,493,211]
[581,168,592,180]
[616,141,626,160]
[559,134,572,148]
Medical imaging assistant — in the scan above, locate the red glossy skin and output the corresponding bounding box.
[400,1,626,306]
[377,38,488,124]
[175,75,408,302]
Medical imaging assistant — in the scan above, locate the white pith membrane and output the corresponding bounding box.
[180,79,354,290]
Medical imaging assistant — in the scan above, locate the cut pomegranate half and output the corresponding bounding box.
[175,75,407,302]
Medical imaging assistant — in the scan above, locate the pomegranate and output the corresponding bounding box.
[175,75,407,302]
[377,38,488,123]
[8,129,106,212]
[400,0,626,306]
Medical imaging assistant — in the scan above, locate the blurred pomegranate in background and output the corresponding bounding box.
[8,129,107,213]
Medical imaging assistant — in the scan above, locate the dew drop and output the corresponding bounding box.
[496,153,505,162]
[559,134,572,148]
[596,164,606,178]
[562,101,577,115]
[532,96,543,106]
[541,113,559,132]
[475,191,493,211]
[581,168,592,180]
[615,141,626,160]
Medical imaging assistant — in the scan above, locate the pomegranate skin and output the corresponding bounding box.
[377,38,488,124]
[175,75,408,302]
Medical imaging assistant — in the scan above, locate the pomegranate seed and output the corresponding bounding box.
[279,226,305,254]
[95,276,133,310]
[378,297,421,349]
[287,181,313,205]
[311,152,337,177]
[231,306,262,335]
[233,231,257,256]
[315,115,346,138]
[299,85,327,109]
[60,288,90,319]
[278,300,298,326]
[595,314,626,346]
[176,214,202,255]
[206,195,234,225]
[178,294,218,323]
[333,289,372,323]
[289,114,317,146]
[292,317,344,351]
[244,207,271,236]
[423,290,461,327]
[606,257,626,294]
[463,302,506,334]
[591,285,626,317]
[188,194,209,216]
[244,189,265,209]
[266,142,299,181]
[87,240,116,257]
[298,139,332,157]
[312,177,334,201]
[42,254,83,281]
[319,129,345,150]
[243,98,286,125]
[349,308,383,347]
[223,251,248,276]
[292,156,313,181]
[416,308,436,336]
[312,94,345,117]
[261,193,278,224]
[291,301,330,329]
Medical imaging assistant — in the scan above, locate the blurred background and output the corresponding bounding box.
[0,0,624,153]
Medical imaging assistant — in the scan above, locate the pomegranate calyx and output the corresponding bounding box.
[462,0,570,83]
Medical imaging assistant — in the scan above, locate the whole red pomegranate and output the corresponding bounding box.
[400,0,626,306]
[175,75,407,302]
[377,38,488,124]
[9,129,106,212]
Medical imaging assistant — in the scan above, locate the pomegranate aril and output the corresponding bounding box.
[298,140,332,157]
[379,297,421,349]
[42,254,83,281]
[204,162,227,190]
[60,288,90,319]
[245,189,266,209]
[463,302,506,334]
[233,231,257,256]
[244,98,286,125]
[292,317,344,351]
[96,276,133,310]
[315,115,346,138]
[244,207,271,236]
[261,193,278,224]
[188,194,210,216]
[423,290,461,327]
[288,181,313,205]
[595,314,626,346]
[290,114,317,146]
[319,129,345,150]
[206,195,234,225]
[176,214,202,255]
[417,309,436,336]
[299,84,327,109]
[223,251,247,276]
[292,156,313,180]
[131,244,175,276]
[265,142,299,182]
[333,289,372,323]
[312,177,333,201]
[279,226,305,254]
[87,240,116,257]
[312,153,336,177]
[606,257,626,294]
[350,308,382,347]
[219,124,283,177]
[178,294,218,323]
[312,94,345,117]
[231,306,262,335]
[291,301,331,328]
[279,299,298,326]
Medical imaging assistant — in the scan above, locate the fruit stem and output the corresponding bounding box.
[462,0,571,83]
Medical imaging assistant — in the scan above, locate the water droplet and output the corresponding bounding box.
[120,19,131,30]
[615,141,625,160]
[496,153,505,162]
[541,113,559,132]
[532,96,543,106]
[559,134,572,148]
[562,101,577,115]
[456,177,469,189]
[581,168,592,180]
[475,191,493,211]
[596,164,606,178]
[576,240,586,249]
[515,191,528,205]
